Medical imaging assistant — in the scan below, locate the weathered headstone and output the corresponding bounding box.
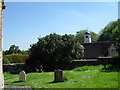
[54,69,63,82]
[19,70,26,82]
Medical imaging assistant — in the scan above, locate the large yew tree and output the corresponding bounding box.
[27,33,84,71]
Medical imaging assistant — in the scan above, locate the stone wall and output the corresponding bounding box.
[71,57,120,69]
[55,57,120,70]
[3,63,37,74]
[3,57,120,73]
[3,64,25,74]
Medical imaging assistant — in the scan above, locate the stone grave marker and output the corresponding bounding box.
[19,70,26,82]
[54,69,63,82]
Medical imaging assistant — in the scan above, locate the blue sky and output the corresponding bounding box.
[3,2,118,50]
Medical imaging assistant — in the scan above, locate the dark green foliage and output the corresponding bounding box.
[90,32,99,42]
[98,20,119,41]
[4,45,21,55]
[117,19,120,55]
[75,30,98,43]
[4,54,29,63]
[2,57,10,64]
[27,33,84,71]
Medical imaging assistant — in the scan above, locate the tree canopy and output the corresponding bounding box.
[3,45,29,55]
[26,33,84,71]
[98,20,119,41]
[4,45,21,55]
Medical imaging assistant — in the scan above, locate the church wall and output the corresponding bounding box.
[83,44,104,58]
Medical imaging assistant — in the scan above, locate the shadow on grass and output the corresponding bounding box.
[102,64,120,72]
[12,81,23,83]
[48,81,64,84]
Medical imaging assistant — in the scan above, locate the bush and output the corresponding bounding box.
[2,57,10,64]
[3,54,29,63]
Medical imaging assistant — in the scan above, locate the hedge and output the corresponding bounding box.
[3,54,29,63]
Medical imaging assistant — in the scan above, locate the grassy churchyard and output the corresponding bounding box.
[4,65,119,88]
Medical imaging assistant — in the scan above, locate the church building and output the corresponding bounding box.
[81,32,118,58]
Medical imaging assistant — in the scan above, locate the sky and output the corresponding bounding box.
[3,2,118,50]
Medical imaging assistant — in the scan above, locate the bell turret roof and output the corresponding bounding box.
[85,31,90,34]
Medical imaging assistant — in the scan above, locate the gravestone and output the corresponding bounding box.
[19,70,26,82]
[54,69,63,82]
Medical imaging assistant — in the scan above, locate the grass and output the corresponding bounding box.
[4,65,120,88]
[73,65,104,71]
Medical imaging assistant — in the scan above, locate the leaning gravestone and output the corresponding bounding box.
[19,70,26,82]
[54,69,63,82]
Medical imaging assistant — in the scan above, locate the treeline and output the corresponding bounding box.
[98,20,119,41]
[3,45,29,55]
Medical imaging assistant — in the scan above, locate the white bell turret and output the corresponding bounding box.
[84,32,91,43]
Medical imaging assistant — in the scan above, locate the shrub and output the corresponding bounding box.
[2,57,10,64]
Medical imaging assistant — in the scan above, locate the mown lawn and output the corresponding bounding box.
[4,65,120,88]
